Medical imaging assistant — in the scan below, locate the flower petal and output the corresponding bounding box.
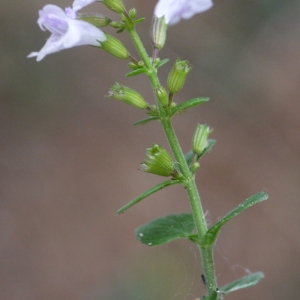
[37,4,69,31]
[154,0,213,25]
[72,0,96,12]
[62,18,106,47]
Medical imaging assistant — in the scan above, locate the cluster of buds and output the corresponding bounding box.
[154,59,191,107]
[149,0,213,104]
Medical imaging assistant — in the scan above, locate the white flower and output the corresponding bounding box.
[154,0,213,26]
[28,4,106,61]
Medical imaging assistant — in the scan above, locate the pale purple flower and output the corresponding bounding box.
[154,0,213,26]
[28,4,106,61]
[72,0,96,12]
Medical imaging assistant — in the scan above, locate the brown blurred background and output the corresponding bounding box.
[1,0,300,299]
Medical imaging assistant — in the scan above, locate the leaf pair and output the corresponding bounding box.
[132,192,268,297]
[134,97,209,126]
[133,192,268,248]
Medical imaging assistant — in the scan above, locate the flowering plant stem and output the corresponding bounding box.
[29,1,268,297]
[126,21,218,299]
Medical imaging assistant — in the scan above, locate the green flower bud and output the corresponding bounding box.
[98,0,125,13]
[170,102,176,109]
[167,58,192,95]
[129,8,137,19]
[148,105,158,116]
[155,86,168,106]
[108,83,149,109]
[100,33,129,60]
[110,21,124,29]
[77,13,111,27]
[192,124,213,156]
[150,16,167,50]
[128,60,144,70]
[191,162,200,173]
[141,144,177,177]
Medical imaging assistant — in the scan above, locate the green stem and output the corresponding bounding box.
[127,24,218,299]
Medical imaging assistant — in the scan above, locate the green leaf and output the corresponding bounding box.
[184,149,194,167]
[198,139,216,159]
[220,272,265,295]
[133,17,145,24]
[133,116,159,126]
[117,179,180,214]
[156,58,169,69]
[116,28,125,33]
[169,97,209,117]
[136,213,195,246]
[205,192,268,246]
[184,139,216,170]
[126,68,147,77]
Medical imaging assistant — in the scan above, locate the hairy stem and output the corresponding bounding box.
[127,24,218,299]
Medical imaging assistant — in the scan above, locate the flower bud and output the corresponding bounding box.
[108,83,149,109]
[77,13,111,27]
[110,21,124,29]
[192,124,212,156]
[129,8,137,19]
[99,0,125,13]
[150,16,167,50]
[191,162,200,173]
[167,59,191,95]
[100,33,129,60]
[155,86,168,106]
[128,60,144,70]
[141,144,176,177]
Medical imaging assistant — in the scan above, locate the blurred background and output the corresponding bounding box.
[1,0,300,299]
